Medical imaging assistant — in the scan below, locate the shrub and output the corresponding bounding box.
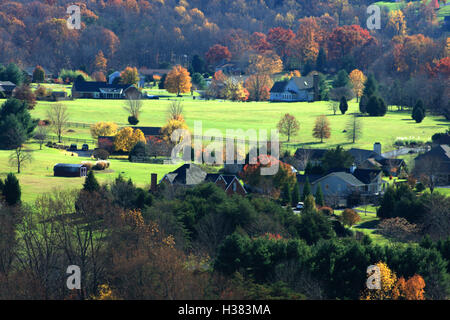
[128,116,139,125]
[81,161,94,170]
[93,148,110,160]
[319,206,334,216]
[94,161,107,170]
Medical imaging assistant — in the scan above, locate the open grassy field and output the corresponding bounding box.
[12,97,449,153]
[375,1,450,21]
[0,142,179,203]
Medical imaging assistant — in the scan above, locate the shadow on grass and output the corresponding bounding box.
[356,220,379,229]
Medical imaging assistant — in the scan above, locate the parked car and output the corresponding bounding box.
[68,144,77,151]
[82,144,89,151]
[296,202,304,210]
[146,94,159,99]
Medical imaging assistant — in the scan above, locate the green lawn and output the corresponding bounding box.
[17,98,449,153]
[0,142,179,203]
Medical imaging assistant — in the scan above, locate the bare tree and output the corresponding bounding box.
[46,103,69,143]
[413,156,443,193]
[9,146,33,174]
[167,100,184,121]
[328,100,338,115]
[34,124,48,150]
[277,113,300,142]
[346,114,363,144]
[295,148,312,171]
[123,96,143,120]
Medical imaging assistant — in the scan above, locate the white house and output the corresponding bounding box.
[270,74,319,102]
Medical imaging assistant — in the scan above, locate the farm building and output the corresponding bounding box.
[53,163,88,177]
[71,80,141,99]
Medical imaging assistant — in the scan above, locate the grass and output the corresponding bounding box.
[0,142,179,203]
[12,98,448,154]
[375,0,450,21]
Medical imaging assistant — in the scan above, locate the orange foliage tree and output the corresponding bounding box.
[244,74,273,101]
[120,66,140,85]
[349,69,366,102]
[165,65,192,96]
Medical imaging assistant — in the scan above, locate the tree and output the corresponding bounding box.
[120,67,139,85]
[315,184,324,207]
[205,45,231,66]
[92,71,106,82]
[46,103,69,143]
[359,95,368,114]
[312,115,331,143]
[123,96,143,125]
[161,119,189,145]
[9,146,33,174]
[360,262,398,300]
[34,124,48,150]
[94,50,107,72]
[267,27,295,61]
[322,146,354,171]
[165,65,192,96]
[32,66,45,83]
[349,69,366,102]
[277,113,300,142]
[412,100,426,123]
[0,98,37,149]
[0,63,23,85]
[191,55,205,74]
[339,96,348,114]
[333,70,349,88]
[366,96,387,117]
[291,182,300,207]
[362,73,378,98]
[167,100,184,121]
[302,177,311,201]
[90,122,118,139]
[13,85,37,110]
[328,100,339,115]
[395,275,426,300]
[2,173,21,206]
[191,72,206,90]
[244,74,273,101]
[346,114,363,143]
[247,52,283,75]
[281,182,291,206]
[83,171,100,193]
[316,47,327,72]
[340,209,360,227]
[114,127,146,153]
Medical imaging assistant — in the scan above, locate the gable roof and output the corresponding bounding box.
[73,80,133,93]
[270,80,289,93]
[351,168,382,184]
[291,76,315,90]
[165,163,208,185]
[0,81,16,92]
[348,148,381,162]
[316,172,365,186]
[415,144,450,161]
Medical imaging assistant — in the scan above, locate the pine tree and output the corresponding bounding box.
[303,194,316,212]
[2,173,21,206]
[339,96,348,114]
[281,182,291,206]
[316,47,327,72]
[362,73,378,98]
[302,177,312,201]
[412,100,426,123]
[291,182,300,207]
[83,170,100,192]
[315,184,324,207]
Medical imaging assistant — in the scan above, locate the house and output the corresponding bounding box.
[160,163,246,195]
[108,71,121,84]
[72,80,141,99]
[53,163,87,177]
[294,148,328,170]
[414,144,450,186]
[24,66,53,82]
[132,126,162,138]
[297,167,385,207]
[214,60,242,75]
[0,81,16,97]
[270,74,319,102]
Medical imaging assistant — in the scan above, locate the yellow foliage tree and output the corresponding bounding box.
[361,262,398,300]
[120,66,140,85]
[349,69,366,102]
[91,284,120,300]
[90,121,118,139]
[165,65,192,96]
[94,50,107,72]
[247,52,283,75]
[114,127,146,152]
[386,10,407,37]
[161,119,189,144]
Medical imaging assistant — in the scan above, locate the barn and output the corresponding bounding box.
[53,164,88,177]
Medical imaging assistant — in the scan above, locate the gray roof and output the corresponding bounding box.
[348,148,381,163]
[315,172,365,186]
[270,80,289,93]
[291,76,315,90]
[166,163,208,185]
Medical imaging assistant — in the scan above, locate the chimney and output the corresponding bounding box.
[350,163,357,174]
[373,142,381,156]
[151,173,157,192]
[313,73,319,101]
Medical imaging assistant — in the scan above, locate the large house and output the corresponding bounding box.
[414,144,450,186]
[297,167,385,207]
[72,80,141,99]
[160,163,247,196]
[270,74,319,102]
[0,81,16,97]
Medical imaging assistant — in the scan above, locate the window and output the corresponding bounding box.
[233,182,236,192]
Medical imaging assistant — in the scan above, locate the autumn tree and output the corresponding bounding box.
[94,50,107,72]
[247,52,283,75]
[161,119,189,145]
[327,25,374,62]
[165,65,192,96]
[244,74,273,101]
[386,10,407,37]
[277,113,300,142]
[361,262,398,300]
[205,44,231,65]
[349,69,366,102]
[120,67,140,85]
[123,96,143,125]
[167,100,184,121]
[32,66,45,83]
[267,27,295,61]
[13,85,36,110]
[312,115,331,143]
[394,275,426,300]
[90,122,118,139]
[340,209,360,227]
[114,127,146,153]
[221,79,248,101]
[92,71,106,82]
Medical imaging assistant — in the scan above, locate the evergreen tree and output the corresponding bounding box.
[83,170,100,192]
[191,55,205,74]
[316,47,327,73]
[302,177,311,201]
[359,94,368,114]
[378,97,387,116]
[303,194,316,212]
[412,100,426,123]
[281,182,291,206]
[2,173,21,206]
[333,70,349,88]
[339,96,348,114]
[362,73,378,98]
[291,182,300,207]
[158,74,167,89]
[315,184,324,207]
